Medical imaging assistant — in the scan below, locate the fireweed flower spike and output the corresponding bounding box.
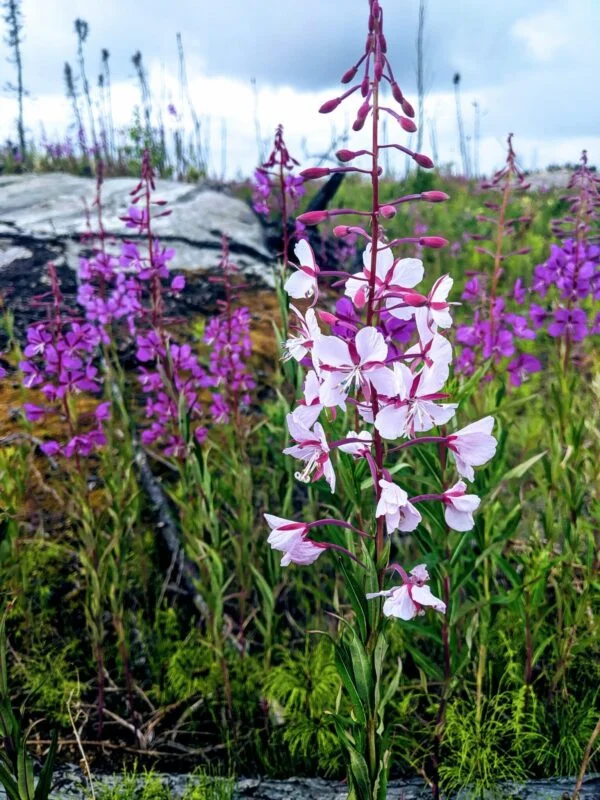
[266,2,496,796]
[455,135,542,385]
[251,124,305,266]
[530,151,600,370]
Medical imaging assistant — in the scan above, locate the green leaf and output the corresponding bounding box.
[348,745,372,800]
[34,731,58,800]
[338,558,368,643]
[0,762,20,800]
[334,645,366,726]
[494,451,547,486]
[346,629,373,713]
[17,744,34,800]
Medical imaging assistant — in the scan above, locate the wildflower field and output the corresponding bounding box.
[0,1,598,799]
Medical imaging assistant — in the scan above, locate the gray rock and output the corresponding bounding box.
[0,173,273,282]
[2,768,598,800]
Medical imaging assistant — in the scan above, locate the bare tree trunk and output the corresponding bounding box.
[453,72,470,177]
[75,19,98,155]
[3,0,27,160]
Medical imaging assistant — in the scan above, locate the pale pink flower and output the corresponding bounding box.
[387,275,454,345]
[442,481,481,531]
[283,306,321,362]
[313,326,396,408]
[264,514,325,566]
[375,479,421,534]
[374,360,457,439]
[291,370,323,428]
[366,564,446,620]
[446,416,497,481]
[283,414,335,492]
[338,429,373,457]
[284,239,320,299]
[345,243,424,308]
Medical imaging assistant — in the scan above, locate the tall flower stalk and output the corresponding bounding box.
[530,151,600,374]
[455,134,541,387]
[266,2,497,797]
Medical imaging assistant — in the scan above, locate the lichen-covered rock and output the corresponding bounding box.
[0,173,273,280]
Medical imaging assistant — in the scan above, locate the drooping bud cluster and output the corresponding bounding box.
[455,135,541,386]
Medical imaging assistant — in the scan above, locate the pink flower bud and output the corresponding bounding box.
[420,236,448,249]
[319,97,341,114]
[379,205,396,218]
[352,117,366,132]
[380,34,388,53]
[413,153,434,169]
[297,210,328,225]
[318,310,338,325]
[401,98,415,118]
[341,65,358,84]
[336,149,356,163]
[357,101,371,122]
[333,225,350,237]
[301,167,331,180]
[421,191,449,202]
[374,59,383,81]
[399,117,417,133]
[391,82,403,104]
[361,76,370,97]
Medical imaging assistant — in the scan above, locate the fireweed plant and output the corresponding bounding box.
[266,2,497,797]
[455,134,542,387]
[530,150,600,369]
[204,237,255,430]
[251,124,306,269]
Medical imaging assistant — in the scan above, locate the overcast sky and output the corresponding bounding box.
[0,0,597,177]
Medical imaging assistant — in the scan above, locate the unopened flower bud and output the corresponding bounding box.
[357,101,371,122]
[420,236,448,249]
[341,65,358,84]
[380,34,387,53]
[352,117,366,132]
[318,310,338,325]
[413,153,434,169]
[374,59,383,81]
[319,97,341,114]
[297,210,329,225]
[401,98,415,118]
[391,82,403,104]
[399,117,417,133]
[336,149,356,162]
[379,205,396,218]
[301,167,331,180]
[361,75,370,97]
[421,191,449,202]
[333,225,350,237]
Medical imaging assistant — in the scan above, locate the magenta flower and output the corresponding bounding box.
[547,308,588,341]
